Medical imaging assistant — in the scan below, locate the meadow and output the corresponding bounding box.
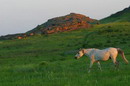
[0,22,130,86]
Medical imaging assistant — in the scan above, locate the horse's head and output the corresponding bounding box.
[75,49,85,59]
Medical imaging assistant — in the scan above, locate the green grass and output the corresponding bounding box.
[0,22,130,86]
[100,7,130,23]
[83,22,130,50]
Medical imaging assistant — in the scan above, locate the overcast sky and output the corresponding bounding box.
[0,0,130,36]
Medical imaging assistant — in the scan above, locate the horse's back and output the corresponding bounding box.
[92,47,117,60]
[106,47,117,53]
[105,47,118,58]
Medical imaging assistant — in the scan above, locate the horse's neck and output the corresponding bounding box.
[84,49,94,57]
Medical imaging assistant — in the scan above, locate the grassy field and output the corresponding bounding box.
[0,22,130,86]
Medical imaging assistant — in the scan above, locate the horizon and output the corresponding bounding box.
[0,0,130,36]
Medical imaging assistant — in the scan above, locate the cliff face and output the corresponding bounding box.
[28,13,99,34]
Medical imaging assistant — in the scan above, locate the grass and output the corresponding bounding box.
[0,22,130,86]
[83,22,130,49]
[100,7,130,23]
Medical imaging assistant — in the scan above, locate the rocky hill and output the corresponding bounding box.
[27,13,99,34]
[0,13,98,40]
[100,6,130,23]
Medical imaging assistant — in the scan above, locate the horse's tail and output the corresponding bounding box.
[117,48,129,64]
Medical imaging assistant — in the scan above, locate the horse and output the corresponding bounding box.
[75,47,129,73]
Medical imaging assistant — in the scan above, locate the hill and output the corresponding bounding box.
[0,13,98,40]
[100,6,130,23]
[0,22,130,85]
[27,13,99,34]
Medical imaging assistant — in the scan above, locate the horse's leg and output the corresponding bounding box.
[111,56,119,70]
[88,55,95,73]
[115,61,119,69]
[97,61,102,71]
[88,61,94,73]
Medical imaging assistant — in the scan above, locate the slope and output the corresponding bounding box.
[100,6,130,23]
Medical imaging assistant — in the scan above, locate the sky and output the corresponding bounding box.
[0,0,130,36]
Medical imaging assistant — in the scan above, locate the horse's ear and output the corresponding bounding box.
[82,49,85,53]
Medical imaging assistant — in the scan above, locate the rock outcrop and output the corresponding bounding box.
[27,13,99,34]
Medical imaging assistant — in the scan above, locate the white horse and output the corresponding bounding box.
[75,47,128,72]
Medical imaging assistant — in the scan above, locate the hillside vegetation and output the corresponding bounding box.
[83,22,130,49]
[100,6,130,23]
[0,22,130,86]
